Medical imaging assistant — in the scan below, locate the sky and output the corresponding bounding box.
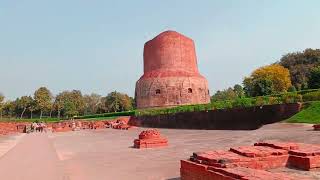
[1,0,320,100]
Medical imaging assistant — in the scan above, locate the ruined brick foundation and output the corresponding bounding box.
[181,141,320,180]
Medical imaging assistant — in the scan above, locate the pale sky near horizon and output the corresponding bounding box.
[1,0,320,100]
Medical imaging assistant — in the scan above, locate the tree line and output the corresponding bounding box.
[212,48,320,101]
[2,48,320,119]
[0,88,134,119]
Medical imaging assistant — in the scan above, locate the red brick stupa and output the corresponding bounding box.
[135,30,210,109]
[133,129,168,149]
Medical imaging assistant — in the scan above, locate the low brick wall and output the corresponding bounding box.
[0,122,31,135]
[130,103,302,130]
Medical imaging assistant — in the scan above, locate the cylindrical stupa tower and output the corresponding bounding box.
[135,30,210,109]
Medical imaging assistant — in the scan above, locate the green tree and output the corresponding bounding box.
[83,93,102,115]
[54,93,66,118]
[54,90,85,118]
[64,101,77,118]
[0,93,4,119]
[105,91,133,112]
[279,48,320,90]
[233,84,245,98]
[28,100,37,119]
[211,88,236,101]
[211,84,245,102]
[3,101,16,119]
[16,96,33,119]
[34,87,53,119]
[309,66,320,89]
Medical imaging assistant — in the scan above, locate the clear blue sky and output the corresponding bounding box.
[1,0,320,100]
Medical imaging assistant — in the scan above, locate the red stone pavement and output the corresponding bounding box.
[0,133,66,180]
[0,123,319,180]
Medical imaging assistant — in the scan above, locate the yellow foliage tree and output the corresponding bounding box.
[244,64,292,96]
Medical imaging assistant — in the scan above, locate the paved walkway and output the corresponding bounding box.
[0,133,66,180]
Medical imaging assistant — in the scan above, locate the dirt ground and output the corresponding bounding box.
[0,123,319,180]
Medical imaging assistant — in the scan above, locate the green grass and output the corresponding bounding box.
[286,101,320,124]
[78,116,117,121]
[0,117,61,123]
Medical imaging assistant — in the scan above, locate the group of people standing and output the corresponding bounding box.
[31,122,47,133]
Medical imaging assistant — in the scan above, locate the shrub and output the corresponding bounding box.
[75,111,135,119]
[268,96,282,105]
[254,97,265,106]
[281,93,302,103]
[302,91,320,102]
[212,101,233,109]
[232,98,253,108]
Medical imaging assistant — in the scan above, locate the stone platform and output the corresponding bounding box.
[133,129,168,149]
[181,141,320,180]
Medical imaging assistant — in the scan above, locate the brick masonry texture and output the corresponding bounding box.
[135,30,210,109]
[0,122,30,135]
[181,141,320,180]
[133,129,168,149]
[131,103,302,130]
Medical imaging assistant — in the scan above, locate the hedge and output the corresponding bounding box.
[74,111,135,119]
[302,91,320,102]
[72,89,320,119]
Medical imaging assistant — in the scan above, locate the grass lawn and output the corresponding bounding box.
[286,101,320,124]
[79,116,117,121]
[0,117,61,123]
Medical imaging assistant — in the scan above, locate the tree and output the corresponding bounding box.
[233,84,245,98]
[104,91,133,112]
[243,64,292,96]
[54,90,85,118]
[279,48,320,90]
[3,101,16,119]
[0,93,4,119]
[54,93,66,118]
[67,90,85,116]
[211,88,237,101]
[64,101,77,118]
[211,84,245,102]
[28,100,37,119]
[309,66,320,89]
[16,96,33,119]
[34,87,52,119]
[83,93,102,115]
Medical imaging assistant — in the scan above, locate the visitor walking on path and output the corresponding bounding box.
[40,122,47,133]
[31,122,38,133]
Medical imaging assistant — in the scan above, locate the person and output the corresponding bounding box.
[40,122,46,133]
[31,122,38,132]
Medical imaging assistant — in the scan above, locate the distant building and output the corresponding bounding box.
[135,30,210,109]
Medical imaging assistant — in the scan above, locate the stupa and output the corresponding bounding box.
[135,30,210,109]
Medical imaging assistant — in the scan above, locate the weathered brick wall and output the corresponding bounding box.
[135,31,210,109]
[0,122,30,135]
[130,103,302,130]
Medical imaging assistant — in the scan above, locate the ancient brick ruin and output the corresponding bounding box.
[0,122,30,135]
[133,129,168,149]
[181,141,320,180]
[49,116,133,132]
[135,30,210,109]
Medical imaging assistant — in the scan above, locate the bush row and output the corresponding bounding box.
[74,90,320,119]
[74,111,135,119]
